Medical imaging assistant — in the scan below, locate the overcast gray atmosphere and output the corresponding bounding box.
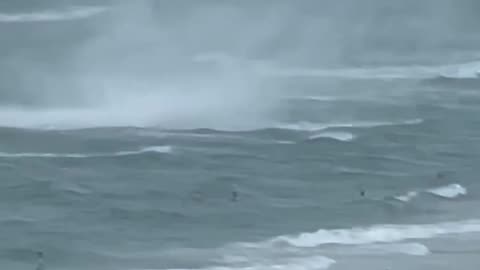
[1,1,480,269]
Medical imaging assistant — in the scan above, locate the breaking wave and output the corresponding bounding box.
[0,6,108,23]
[277,119,423,132]
[271,219,480,247]
[308,131,356,142]
[166,256,335,270]
[261,60,480,79]
[395,183,467,202]
[428,183,468,198]
[0,146,172,158]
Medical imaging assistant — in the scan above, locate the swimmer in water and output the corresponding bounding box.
[35,251,44,270]
[436,171,447,179]
[231,184,239,202]
[360,189,366,197]
[231,190,238,202]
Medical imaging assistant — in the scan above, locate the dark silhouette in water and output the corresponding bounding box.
[436,171,447,180]
[360,189,366,197]
[230,184,240,202]
[35,251,44,270]
[231,190,238,202]
[421,75,480,89]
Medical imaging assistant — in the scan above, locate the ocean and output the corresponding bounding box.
[1,1,480,269]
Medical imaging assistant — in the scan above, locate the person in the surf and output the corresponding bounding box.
[231,184,239,202]
[360,189,366,197]
[35,251,45,270]
[231,190,238,202]
[436,171,447,180]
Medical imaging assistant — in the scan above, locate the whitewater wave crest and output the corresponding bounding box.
[0,146,172,159]
[261,60,480,79]
[271,219,480,247]
[328,242,430,256]
[0,6,108,23]
[278,119,422,132]
[395,183,467,202]
[358,243,430,256]
[164,256,335,270]
[308,131,356,142]
[428,183,467,198]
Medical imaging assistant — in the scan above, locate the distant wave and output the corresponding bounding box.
[429,183,467,198]
[0,104,422,132]
[278,119,423,132]
[0,146,172,159]
[308,131,356,142]
[165,256,335,270]
[261,60,480,80]
[395,183,467,202]
[0,6,108,23]
[271,219,480,247]
[356,243,430,256]
[420,75,480,89]
[394,191,419,202]
[198,220,479,270]
[328,242,430,256]
[292,96,380,103]
[285,95,340,102]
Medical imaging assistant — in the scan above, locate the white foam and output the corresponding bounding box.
[356,243,430,256]
[394,183,467,202]
[329,242,430,256]
[0,146,172,158]
[292,96,388,103]
[114,146,173,156]
[278,119,422,132]
[308,131,356,142]
[427,183,467,198]
[260,61,480,79]
[394,191,419,202]
[271,219,480,247]
[163,256,335,270]
[275,140,296,144]
[296,96,340,102]
[0,6,108,23]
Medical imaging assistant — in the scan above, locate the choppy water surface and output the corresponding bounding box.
[1,1,480,269]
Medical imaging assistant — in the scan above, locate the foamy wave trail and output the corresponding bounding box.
[428,183,467,198]
[394,191,419,202]
[333,243,430,256]
[261,60,480,79]
[394,183,467,202]
[0,146,172,159]
[359,243,430,256]
[278,119,422,132]
[308,132,356,142]
[0,6,108,23]
[436,61,480,79]
[271,219,480,247]
[163,256,335,270]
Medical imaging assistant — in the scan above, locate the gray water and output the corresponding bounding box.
[1,1,480,269]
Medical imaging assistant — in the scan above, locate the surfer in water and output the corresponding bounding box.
[231,190,238,202]
[436,171,447,180]
[231,184,239,202]
[35,251,45,270]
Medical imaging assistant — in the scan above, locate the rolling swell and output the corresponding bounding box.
[0,146,172,159]
[272,219,480,247]
[2,1,480,270]
[0,6,108,23]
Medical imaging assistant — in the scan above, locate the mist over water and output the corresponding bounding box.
[2,1,480,270]
[2,0,480,129]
